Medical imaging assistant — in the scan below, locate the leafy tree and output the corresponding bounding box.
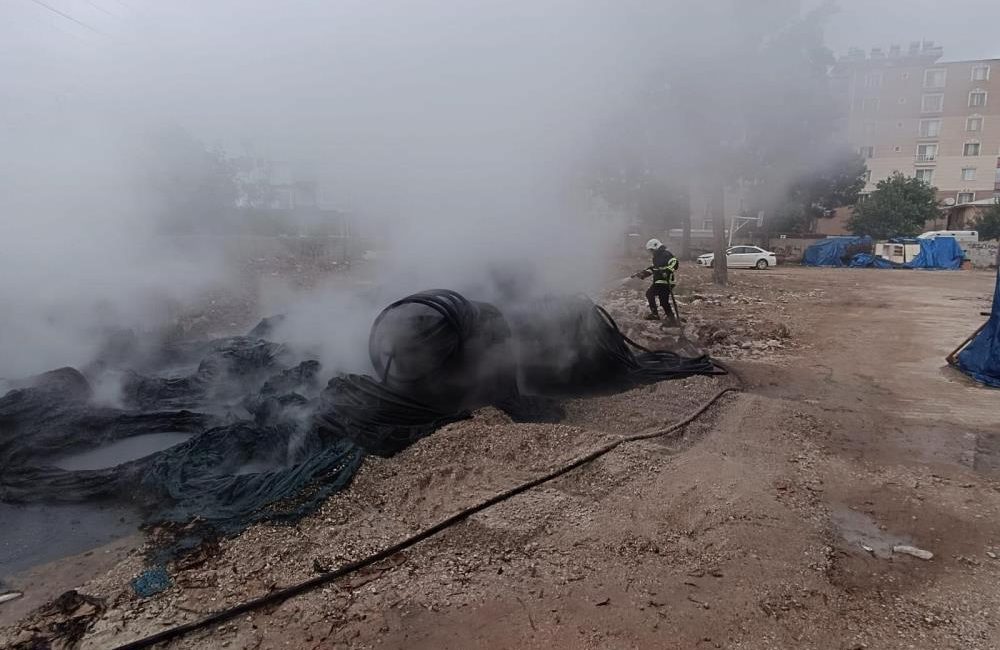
[767,150,868,233]
[849,172,940,239]
[975,199,1000,241]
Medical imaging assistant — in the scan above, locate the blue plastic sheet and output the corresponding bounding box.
[848,253,895,269]
[904,238,964,270]
[956,268,1000,388]
[802,236,872,267]
[131,566,171,598]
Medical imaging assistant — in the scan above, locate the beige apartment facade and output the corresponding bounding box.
[834,42,1000,208]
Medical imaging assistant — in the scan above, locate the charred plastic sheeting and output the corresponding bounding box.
[1,288,721,541]
[508,295,720,393]
[368,290,519,411]
[0,358,360,536]
[314,290,520,456]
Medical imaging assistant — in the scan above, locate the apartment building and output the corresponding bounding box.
[834,41,1000,207]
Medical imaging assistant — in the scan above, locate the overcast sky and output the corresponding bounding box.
[2,0,998,377]
[823,0,1000,62]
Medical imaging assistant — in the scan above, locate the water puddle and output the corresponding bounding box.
[831,506,909,558]
[52,432,193,471]
[0,502,139,578]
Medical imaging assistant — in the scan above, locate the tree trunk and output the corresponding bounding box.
[711,183,728,286]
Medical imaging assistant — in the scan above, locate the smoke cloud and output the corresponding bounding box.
[4,0,989,379]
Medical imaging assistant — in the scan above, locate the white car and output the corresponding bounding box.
[697,246,777,269]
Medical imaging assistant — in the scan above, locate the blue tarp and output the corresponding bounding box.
[956,268,1000,387]
[849,253,895,269]
[802,236,873,267]
[904,237,964,270]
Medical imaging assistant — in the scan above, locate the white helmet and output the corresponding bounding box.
[645,238,662,251]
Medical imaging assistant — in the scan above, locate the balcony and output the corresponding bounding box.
[915,154,937,163]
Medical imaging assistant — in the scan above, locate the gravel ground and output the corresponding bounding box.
[3,264,1000,650]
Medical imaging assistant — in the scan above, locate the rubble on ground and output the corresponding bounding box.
[603,266,817,362]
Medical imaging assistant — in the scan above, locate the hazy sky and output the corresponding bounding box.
[824,0,1000,62]
[2,0,999,378]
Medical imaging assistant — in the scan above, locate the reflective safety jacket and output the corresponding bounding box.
[647,247,678,286]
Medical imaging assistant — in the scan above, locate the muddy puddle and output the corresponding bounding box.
[831,505,910,558]
[51,432,193,471]
[0,434,195,587]
[0,502,140,580]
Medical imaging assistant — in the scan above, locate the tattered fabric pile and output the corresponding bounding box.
[955,268,1000,388]
[0,290,721,538]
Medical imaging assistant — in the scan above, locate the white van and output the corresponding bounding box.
[918,230,979,247]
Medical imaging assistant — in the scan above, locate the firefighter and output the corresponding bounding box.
[632,238,679,325]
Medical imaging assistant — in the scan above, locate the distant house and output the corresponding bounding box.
[945,196,1000,230]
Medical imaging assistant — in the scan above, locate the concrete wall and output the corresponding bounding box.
[767,236,828,263]
[966,240,1000,268]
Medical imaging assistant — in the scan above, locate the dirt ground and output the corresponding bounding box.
[3,264,1000,650]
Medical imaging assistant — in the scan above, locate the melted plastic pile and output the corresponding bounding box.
[0,290,720,540]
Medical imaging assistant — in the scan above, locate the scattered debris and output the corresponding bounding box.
[131,566,172,598]
[892,545,934,561]
[11,590,106,648]
[0,591,24,605]
[687,595,711,609]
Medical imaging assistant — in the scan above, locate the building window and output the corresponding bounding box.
[972,64,990,81]
[864,71,883,88]
[967,116,983,132]
[969,90,988,107]
[859,145,874,158]
[918,119,941,137]
[862,97,880,112]
[863,170,872,183]
[964,142,981,156]
[916,143,937,161]
[923,68,946,88]
[962,167,977,181]
[915,169,934,184]
[921,93,944,112]
[957,192,975,204]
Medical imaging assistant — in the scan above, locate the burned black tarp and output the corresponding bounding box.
[122,337,290,411]
[0,358,360,536]
[1,288,721,547]
[368,289,519,411]
[507,294,721,394]
[315,290,520,456]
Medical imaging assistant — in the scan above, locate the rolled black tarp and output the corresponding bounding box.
[506,294,721,394]
[367,289,519,412]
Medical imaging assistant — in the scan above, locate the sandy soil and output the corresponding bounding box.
[3,265,1000,650]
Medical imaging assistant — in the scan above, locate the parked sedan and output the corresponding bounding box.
[696,246,777,269]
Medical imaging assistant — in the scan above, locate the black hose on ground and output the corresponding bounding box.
[110,377,741,650]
